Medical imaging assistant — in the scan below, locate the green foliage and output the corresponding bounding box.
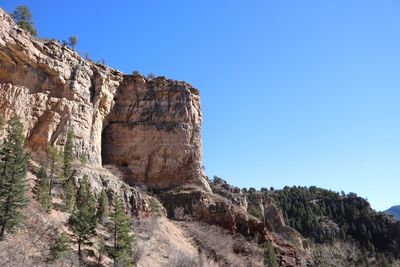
[0,114,4,133]
[0,116,28,240]
[47,145,62,194]
[97,236,107,265]
[35,166,52,213]
[46,233,70,262]
[149,197,162,217]
[147,72,156,80]
[11,5,37,36]
[248,205,263,220]
[64,179,76,212]
[109,196,134,266]
[68,36,78,50]
[271,186,400,257]
[97,189,109,224]
[79,152,88,165]
[213,176,223,184]
[63,129,74,179]
[380,256,392,267]
[68,176,97,257]
[264,241,278,267]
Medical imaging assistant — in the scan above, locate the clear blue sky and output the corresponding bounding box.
[2,1,400,211]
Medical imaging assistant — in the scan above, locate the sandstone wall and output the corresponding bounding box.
[0,8,209,190]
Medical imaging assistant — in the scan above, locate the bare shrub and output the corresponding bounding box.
[311,240,361,266]
[132,243,144,264]
[169,249,199,267]
[173,206,186,221]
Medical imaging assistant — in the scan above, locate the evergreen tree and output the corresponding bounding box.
[97,189,109,224]
[47,145,62,194]
[97,236,107,265]
[64,179,76,212]
[68,36,78,50]
[63,129,74,179]
[380,256,392,267]
[68,176,97,258]
[11,5,37,36]
[109,196,134,267]
[0,116,28,240]
[35,166,52,213]
[0,114,4,133]
[46,232,70,262]
[264,241,278,267]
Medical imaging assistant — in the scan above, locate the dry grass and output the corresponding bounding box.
[175,221,264,267]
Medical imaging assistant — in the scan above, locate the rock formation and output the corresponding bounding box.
[0,8,209,190]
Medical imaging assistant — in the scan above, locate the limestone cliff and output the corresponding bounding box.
[0,8,209,190]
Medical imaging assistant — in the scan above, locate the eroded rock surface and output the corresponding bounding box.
[0,8,208,190]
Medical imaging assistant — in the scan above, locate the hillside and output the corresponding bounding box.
[0,7,399,267]
[386,206,400,220]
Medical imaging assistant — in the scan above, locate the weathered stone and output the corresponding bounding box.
[0,8,209,191]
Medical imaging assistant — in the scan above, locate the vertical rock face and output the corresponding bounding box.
[0,8,209,190]
[102,75,206,189]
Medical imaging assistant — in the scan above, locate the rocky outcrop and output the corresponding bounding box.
[159,187,305,266]
[102,75,205,189]
[0,8,209,190]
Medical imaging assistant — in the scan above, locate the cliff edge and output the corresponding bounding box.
[0,8,209,191]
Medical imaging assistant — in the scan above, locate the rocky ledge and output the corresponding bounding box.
[0,8,209,191]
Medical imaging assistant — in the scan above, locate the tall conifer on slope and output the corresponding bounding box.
[0,114,4,133]
[35,166,52,213]
[63,129,74,179]
[0,116,28,240]
[109,196,134,267]
[97,189,109,224]
[47,145,62,194]
[68,176,97,258]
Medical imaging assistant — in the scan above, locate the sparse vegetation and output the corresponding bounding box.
[63,129,74,179]
[0,114,4,133]
[68,36,78,50]
[97,189,109,224]
[11,5,37,36]
[147,72,156,80]
[46,233,70,262]
[264,241,278,267]
[64,179,76,212]
[35,166,52,213]
[47,145,62,194]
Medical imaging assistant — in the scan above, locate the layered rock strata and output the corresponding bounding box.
[0,8,208,190]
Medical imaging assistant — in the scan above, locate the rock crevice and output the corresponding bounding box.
[0,8,209,191]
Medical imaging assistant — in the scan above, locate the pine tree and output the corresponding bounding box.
[46,232,70,262]
[0,114,4,133]
[11,5,37,36]
[97,236,107,265]
[68,36,78,50]
[109,196,134,267]
[380,256,392,267]
[35,166,52,213]
[0,116,28,240]
[264,241,278,267]
[64,179,76,212]
[47,145,62,194]
[68,176,97,258]
[97,189,109,224]
[63,129,74,179]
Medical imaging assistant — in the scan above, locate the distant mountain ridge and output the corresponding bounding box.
[386,205,400,220]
